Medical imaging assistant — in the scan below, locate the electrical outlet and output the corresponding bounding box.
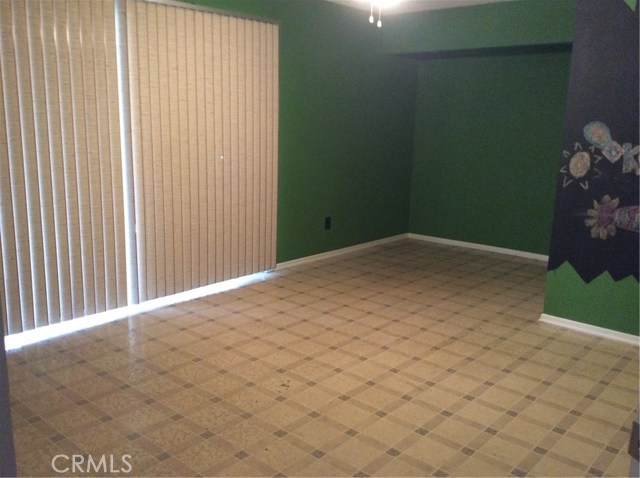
[324,216,332,230]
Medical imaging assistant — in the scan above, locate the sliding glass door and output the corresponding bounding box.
[0,0,279,336]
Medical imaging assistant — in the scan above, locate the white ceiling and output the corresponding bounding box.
[325,0,514,15]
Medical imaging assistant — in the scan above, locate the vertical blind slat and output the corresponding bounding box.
[0,15,21,334]
[229,17,239,280]
[251,21,261,273]
[243,20,254,278]
[259,23,267,272]
[127,0,147,303]
[271,24,279,270]
[213,13,224,284]
[104,0,128,308]
[140,1,157,301]
[0,69,8,333]
[0,2,20,334]
[26,0,59,326]
[92,0,115,311]
[14,0,45,329]
[55,0,84,319]
[165,7,183,294]
[157,5,175,296]
[204,13,216,285]
[237,19,247,278]
[87,0,107,313]
[267,24,278,270]
[196,12,208,288]
[68,0,95,315]
[41,0,71,322]
[185,9,199,287]
[81,0,106,314]
[148,3,165,299]
[5,0,35,331]
[176,5,192,292]
[221,15,231,281]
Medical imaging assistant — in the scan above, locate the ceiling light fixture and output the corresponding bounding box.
[366,0,402,28]
[369,2,382,27]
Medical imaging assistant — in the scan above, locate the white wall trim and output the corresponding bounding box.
[408,233,549,262]
[539,313,639,346]
[277,233,549,270]
[276,234,408,270]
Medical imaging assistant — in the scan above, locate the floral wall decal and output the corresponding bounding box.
[585,195,619,239]
[561,121,639,241]
[583,195,639,239]
[622,143,639,175]
[560,142,602,190]
[583,121,611,149]
[569,151,591,178]
[547,0,638,283]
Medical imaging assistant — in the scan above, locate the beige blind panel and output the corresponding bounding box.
[0,0,126,334]
[126,0,278,301]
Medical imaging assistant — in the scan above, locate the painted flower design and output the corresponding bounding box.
[560,143,600,190]
[585,195,619,239]
[622,143,639,174]
[602,141,623,163]
[568,151,591,178]
[583,121,612,149]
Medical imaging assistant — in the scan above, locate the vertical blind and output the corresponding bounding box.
[0,0,126,335]
[126,0,279,302]
[0,0,279,335]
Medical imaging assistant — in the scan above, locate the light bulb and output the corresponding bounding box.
[371,0,402,7]
[369,15,374,23]
[377,19,382,27]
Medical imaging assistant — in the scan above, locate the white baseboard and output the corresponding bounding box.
[539,313,639,346]
[408,233,549,262]
[276,234,408,270]
[277,233,548,270]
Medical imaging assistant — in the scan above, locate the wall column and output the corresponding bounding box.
[0,316,17,476]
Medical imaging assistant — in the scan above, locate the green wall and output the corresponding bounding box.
[191,0,417,263]
[623,0,638,11]
[545,264,639,335]
[409,50,571,254]
[383,0,578,55]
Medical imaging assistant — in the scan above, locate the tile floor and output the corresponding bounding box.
[6,239,639,477]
